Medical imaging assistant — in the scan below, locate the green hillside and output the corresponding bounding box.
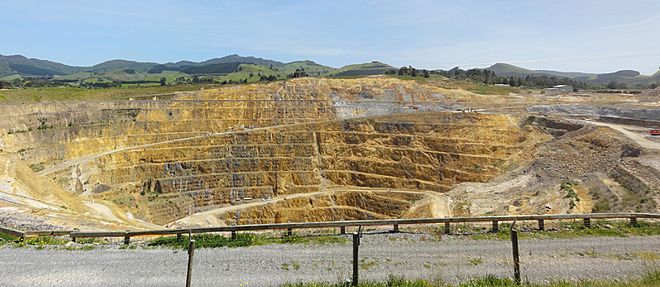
[89,60,158,73]
[212,64,276,84]
[0,55,83,77]
[2,53,656,90]
[282,61,336,76]
[486,63,593,79]
[200,54,285,68]
[486,63,534,77]
[210,61,335,84]
[327,61,394,77]
[651,70,660,81]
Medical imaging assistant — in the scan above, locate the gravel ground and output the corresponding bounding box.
[1,234,659,287]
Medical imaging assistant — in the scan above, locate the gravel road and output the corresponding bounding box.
[1,234,659,287]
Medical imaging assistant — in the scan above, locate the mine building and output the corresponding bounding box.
[544,85,573,94]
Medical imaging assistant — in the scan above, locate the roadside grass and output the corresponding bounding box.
[280,271,660,287]
[0,235,104,251]
[468,220,660,241]
[148,233,348,249]
[62,244,97,251]
[13,236,68,249]
[0,233,19,246]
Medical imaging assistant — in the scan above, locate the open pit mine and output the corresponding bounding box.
[0,77,658,231]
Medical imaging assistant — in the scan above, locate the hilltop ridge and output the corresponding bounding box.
[485,63,657,86]
[1,53,658,88]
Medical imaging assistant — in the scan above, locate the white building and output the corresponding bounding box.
[544,85,573,94]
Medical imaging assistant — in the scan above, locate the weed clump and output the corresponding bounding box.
[561,182,580,209]
[148,233,347,249]
[279,271,660,286]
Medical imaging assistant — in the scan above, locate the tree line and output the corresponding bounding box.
[387,66,595,89]
[385,66,430,78]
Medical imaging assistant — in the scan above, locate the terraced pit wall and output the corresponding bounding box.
[0,79,540,225]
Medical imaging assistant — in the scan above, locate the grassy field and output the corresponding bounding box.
[0,71,527,103]
[279,271,660,287]
[387,74,520,95]
[53,70,190,83]
[0,84,215,102]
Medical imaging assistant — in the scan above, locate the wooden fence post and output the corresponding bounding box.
[583,218,591,228]
[123,232,130,245]
[629,217,638,227]
[492,221,499,233]
[444,222,451,234]
[392,224,399,233]
[231,230,237,240]
[511,229,521,285]
[537,219,544,231]
[340,226,346,235]
[352,232,359,286]
[186,239,196,287]
[287,228,293,237]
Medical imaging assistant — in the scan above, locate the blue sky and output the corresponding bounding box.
[1,0,659,74]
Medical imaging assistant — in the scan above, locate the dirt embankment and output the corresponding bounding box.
[447,116,659,216]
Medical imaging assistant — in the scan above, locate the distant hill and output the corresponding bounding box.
[283,60,336,76]
[0,54,82,77]
[0,54,298,78]
[486,63,595,79]
[149,56,334,75]
[152,54,288,73]
[587,70,640,83]
[1,53,656,88]
[200,54,285,68]
[485,63,657,87]
[89,60,158,73]
[652,70,660,81]
[0,53,345,86]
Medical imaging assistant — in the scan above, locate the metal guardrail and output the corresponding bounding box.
[0,226,24,238]
[2,213,658,243]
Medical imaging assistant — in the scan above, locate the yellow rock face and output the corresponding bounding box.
[0,78,544,228]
